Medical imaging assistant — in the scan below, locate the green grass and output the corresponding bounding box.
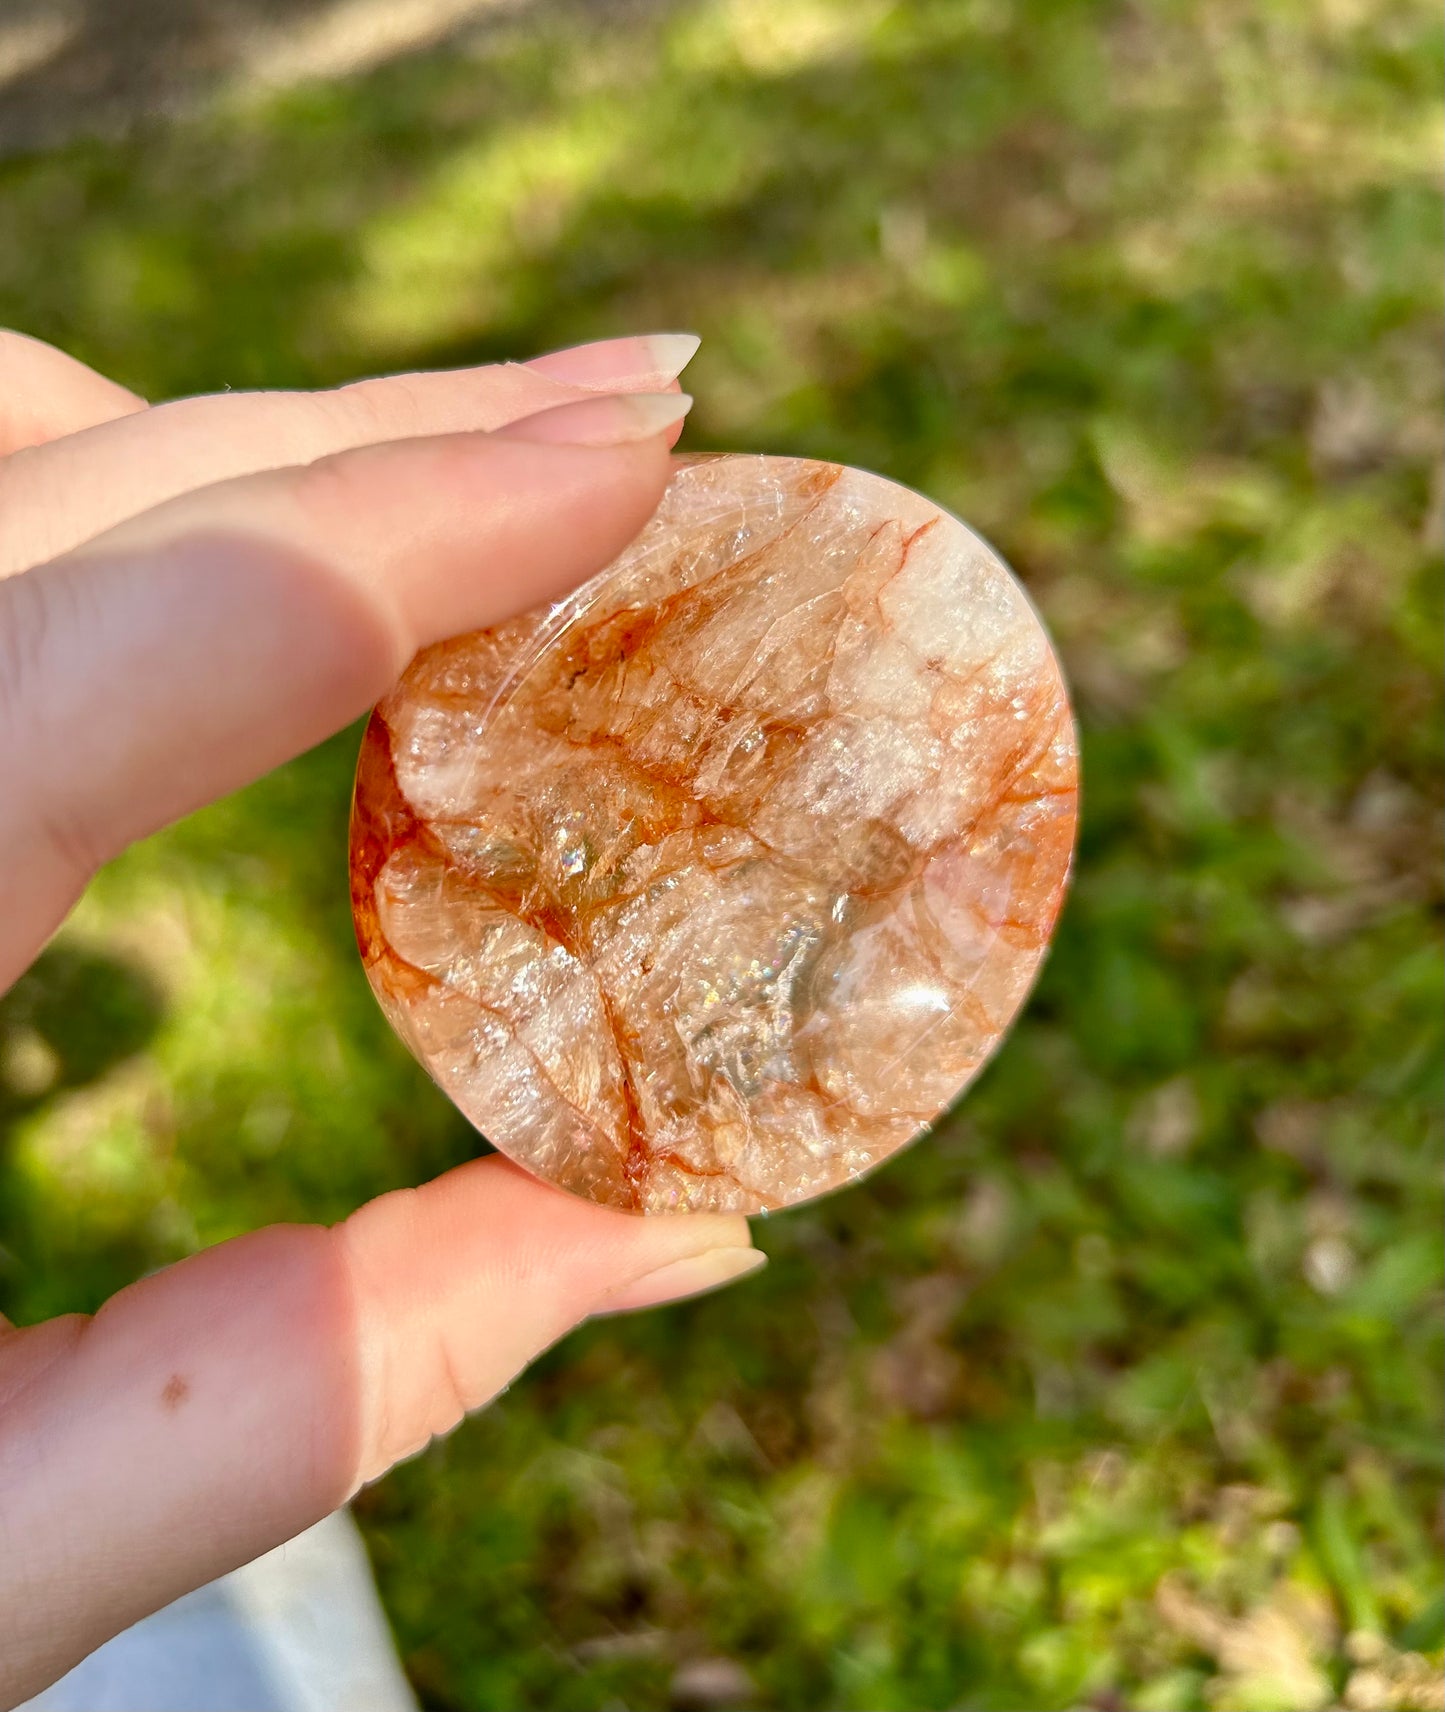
[2,0,1442,1706]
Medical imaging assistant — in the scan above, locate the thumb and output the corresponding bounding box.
[339,1155,763,1479]
[0,1156,762,1707]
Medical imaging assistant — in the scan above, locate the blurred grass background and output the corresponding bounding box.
[1,0,1442,1707]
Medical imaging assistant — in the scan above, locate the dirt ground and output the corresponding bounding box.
[0,0,601,156]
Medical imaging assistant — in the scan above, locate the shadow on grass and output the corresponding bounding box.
[0,941,165,1127]
[0,0,1438,1703]
[0,944,167,1312]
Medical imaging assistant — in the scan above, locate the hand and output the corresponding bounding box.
[0,330,763,1706]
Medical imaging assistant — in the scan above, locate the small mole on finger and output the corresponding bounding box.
[161,1373,189,1411]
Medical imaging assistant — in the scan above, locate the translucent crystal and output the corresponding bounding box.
[350,456,1078,1213]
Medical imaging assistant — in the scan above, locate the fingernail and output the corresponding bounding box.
[498,390,692,447]
[595,1246,767,1315]
[525,332,701,389]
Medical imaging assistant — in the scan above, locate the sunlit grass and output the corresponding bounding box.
[0,0,1440,1705]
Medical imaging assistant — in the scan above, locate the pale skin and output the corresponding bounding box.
[0,329,765,1707]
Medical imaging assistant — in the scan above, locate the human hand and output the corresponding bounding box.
[0,330,764,1706]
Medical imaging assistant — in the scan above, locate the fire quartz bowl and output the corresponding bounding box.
[350,454,1078,1214]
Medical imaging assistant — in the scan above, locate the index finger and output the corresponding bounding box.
[0,389,688,990]
[0,333,699,579]
[0,330,146,456]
